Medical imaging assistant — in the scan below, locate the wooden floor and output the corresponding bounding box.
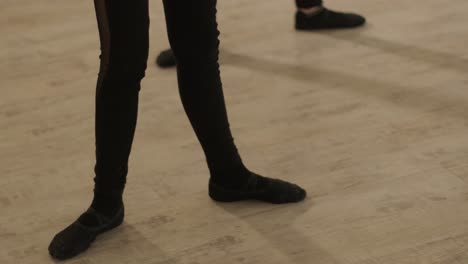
[2,0,468,263]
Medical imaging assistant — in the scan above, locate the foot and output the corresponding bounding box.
[156,49,176,68]
[295,7,366,30]
[48,205,124,260]
[209,172,307,204]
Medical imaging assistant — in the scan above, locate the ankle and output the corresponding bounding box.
[298,6,324,16]
[210,176,247,189]
[91,194,123,217]
[210,169,251,189]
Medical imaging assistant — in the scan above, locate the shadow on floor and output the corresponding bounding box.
[214,199,340,264]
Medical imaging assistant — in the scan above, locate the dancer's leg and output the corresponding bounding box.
[48,0,149,260]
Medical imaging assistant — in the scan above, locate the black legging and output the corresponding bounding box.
[93,0,249,195]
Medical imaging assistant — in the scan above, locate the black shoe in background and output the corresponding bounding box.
[156,49,176,68]
[295,8,366,30]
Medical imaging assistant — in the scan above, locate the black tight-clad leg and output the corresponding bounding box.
[49,0,149,260]
[162,0,306,203]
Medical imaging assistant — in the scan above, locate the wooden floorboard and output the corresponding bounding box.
[2,0,468,263]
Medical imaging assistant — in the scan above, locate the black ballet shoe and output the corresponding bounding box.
[48,205,124,260]
[156,49,176,68]
[295,8,366,30]
[209,172,307,204]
